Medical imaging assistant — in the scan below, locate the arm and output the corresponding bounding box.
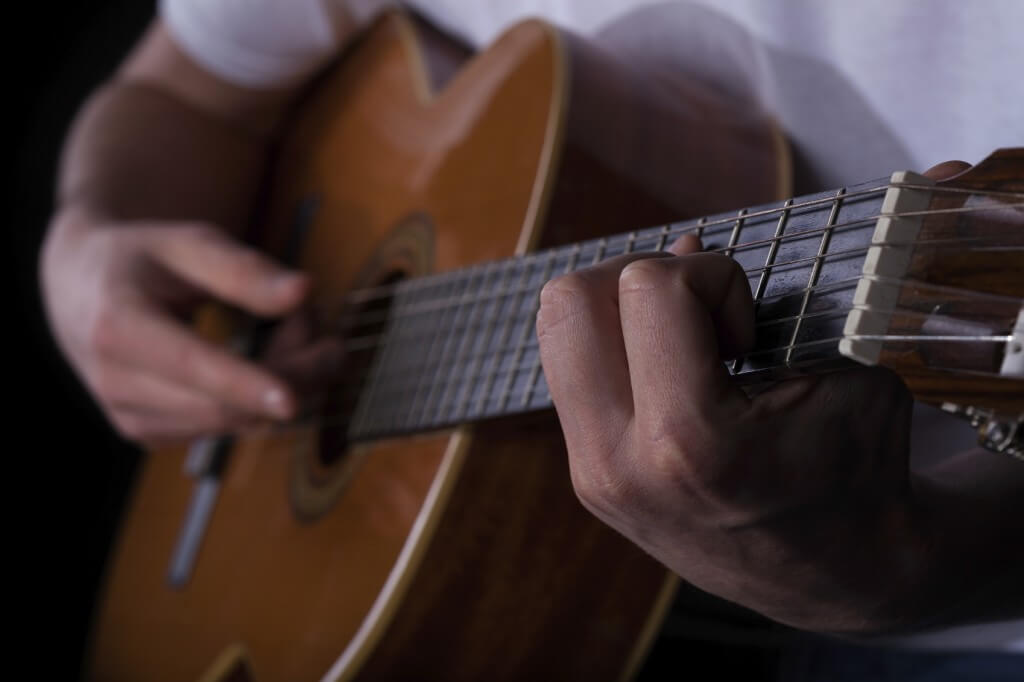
[40,20,347,441]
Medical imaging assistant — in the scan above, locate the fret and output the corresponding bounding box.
[654,224,671,252]
[785,188,846,366]
[623,230,638,255]
[496,249,558,414]
[695,215,707,242]
[725,209,746,256]
[592,237,607,266]
[402,269,477,429]
[733,199,794,374]
[468,259,535,418]
[752,199,793,304]
[521,245,580,408]
[449,259,520,421]
[422,262,500,427]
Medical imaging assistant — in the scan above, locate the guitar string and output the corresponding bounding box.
[250,316,1019,440]
[339,185,1024,307]
[330,322,1018,416]
[331,236,1023,352]
[355,326,1018,434]
[297,291,1023,432]
[332,204,1022,332]
[334,271,1023,377]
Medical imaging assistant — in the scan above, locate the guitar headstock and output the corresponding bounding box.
[840,148,1024,457]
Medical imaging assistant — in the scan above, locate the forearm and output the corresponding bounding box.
[56,79,270,231]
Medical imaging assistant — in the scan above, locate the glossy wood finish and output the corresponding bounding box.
[879,149,1024,414]
[89,11,782,682]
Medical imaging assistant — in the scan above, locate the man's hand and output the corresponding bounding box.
[536,233,924,633]
[40,208,343,442]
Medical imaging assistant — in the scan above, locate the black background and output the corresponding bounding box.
[13,2,153,677]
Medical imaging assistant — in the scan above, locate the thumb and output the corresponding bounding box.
[144,222,308,316]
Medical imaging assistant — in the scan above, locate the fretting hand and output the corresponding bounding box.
[536,163,981,633]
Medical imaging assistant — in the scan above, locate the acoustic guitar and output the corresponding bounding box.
[87,10,1023,682]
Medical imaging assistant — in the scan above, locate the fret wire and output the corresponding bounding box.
[592,237,608,265]
[729,206,753,372]
[655,224,671,251]
[785,187,846,366]
[724,208,746,257]
[422,261,500,427]
[735,199,793,374]
[752,199,793,303]
[400,270,476,430]
[624,230,638,255]
[469,258,536,418]
[695,216,707,241]
[521,245,580,408]
[496,249,558,414]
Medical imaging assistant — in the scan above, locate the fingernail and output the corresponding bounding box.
[263,387,293,418]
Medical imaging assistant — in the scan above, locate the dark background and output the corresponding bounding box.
[13,2,153,677]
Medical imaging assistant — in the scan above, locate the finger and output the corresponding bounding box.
[97,361,227,417]
[667,233,703,256]
[268,336,345,400]
[921,160,971,181]
[262,307,316,360]
[95,301,297,419]
[109,406,265,443]
[617,253,753,433]
[143,223,309,316]
[537,253,666,456]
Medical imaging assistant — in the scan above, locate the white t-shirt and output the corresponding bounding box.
[158,0,1024,652]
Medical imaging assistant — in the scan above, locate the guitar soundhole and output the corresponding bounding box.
[317,270,405,467]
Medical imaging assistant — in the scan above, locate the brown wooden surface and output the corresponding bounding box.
[880,149,1024,413]
[88,10,782,682]
[352,413,671,682]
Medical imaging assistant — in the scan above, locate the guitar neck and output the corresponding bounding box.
[345,178,894,441]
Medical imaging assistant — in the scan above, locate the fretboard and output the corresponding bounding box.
[346,178,890,441]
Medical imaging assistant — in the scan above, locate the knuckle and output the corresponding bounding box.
[569,457,631,516]
[634,417,737,502]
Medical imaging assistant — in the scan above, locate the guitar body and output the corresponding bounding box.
[88,12,784,682]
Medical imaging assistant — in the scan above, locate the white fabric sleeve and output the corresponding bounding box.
[159,0,392,88]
